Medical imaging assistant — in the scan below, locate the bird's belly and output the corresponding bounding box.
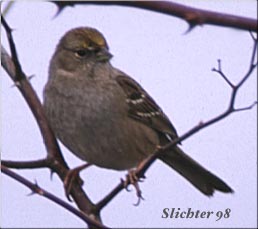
[66,114,158,170]
[45,85,158,170]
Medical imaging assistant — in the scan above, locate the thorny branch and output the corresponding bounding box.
[1,165,108,228]
[1,16,102,227]
[1,4,257,227]
[52,1,257,32]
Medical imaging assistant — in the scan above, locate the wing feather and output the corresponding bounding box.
[116,75,179,140]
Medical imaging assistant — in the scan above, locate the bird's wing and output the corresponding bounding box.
[116,74,179,140]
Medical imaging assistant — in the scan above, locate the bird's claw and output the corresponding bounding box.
[63,163,91,201]
[122,170,145,206]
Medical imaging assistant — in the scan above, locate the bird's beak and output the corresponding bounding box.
[97,47,113,62]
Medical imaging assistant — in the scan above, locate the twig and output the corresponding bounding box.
[1,165,108,228]
[1,16,24,81]
[212,59,235,89]
[234,101,257,112]
[96,181,124,212]
[2,1,15,17]
[1,159,50,169]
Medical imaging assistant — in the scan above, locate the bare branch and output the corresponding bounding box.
[237,40,257,89]
[234,101,258,112]
[96,181,124,211]
[1,159,50,169]
[212,59,235,89]
[1,45,63,162]
[1,16,25,81]
[2,1,16,17]
[1,165,109,228]
[250,32,257,42]
[51,1,257,32]
[1,17,100,224]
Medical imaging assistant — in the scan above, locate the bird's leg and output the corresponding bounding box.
[127,170,145,206]
[64,163,91,201]
[123,157,151,206]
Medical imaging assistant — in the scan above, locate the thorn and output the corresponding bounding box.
[183,23,197,34]
[50,169,54,181]
[6,26,15,33]
[52,6,64,19]
[27,179,39,196]
[27,191,36,196]
[27,74,35,81]
[51,1,74,19]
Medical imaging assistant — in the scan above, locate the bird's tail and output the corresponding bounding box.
[159,146,233,196]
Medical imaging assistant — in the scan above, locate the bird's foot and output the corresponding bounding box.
[64,163,91,201]
[123,169,145,206]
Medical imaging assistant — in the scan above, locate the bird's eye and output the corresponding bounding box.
[92,47,101,53]
[75,49,87,57]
